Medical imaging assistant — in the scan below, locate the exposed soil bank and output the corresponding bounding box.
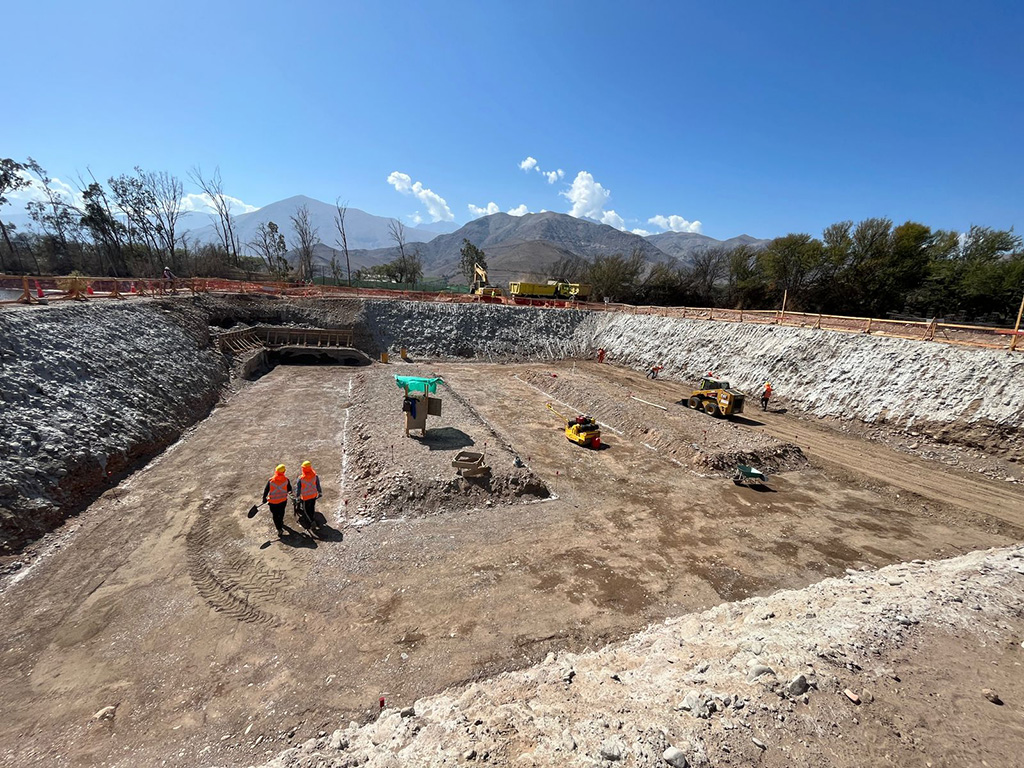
[250,545,1024,768]
[0,300,227,553]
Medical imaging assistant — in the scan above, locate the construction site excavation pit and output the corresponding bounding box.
[1,295,1023,768]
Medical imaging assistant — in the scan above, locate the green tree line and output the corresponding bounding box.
[550,218,1022,322]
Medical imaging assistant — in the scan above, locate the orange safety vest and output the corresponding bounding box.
[268,475,289,504]
[297,472,319,501]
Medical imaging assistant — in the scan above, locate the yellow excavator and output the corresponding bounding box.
[546,403,602,448]
[471,263,504,298]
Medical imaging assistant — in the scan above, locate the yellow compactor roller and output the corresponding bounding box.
[546,403,602,448]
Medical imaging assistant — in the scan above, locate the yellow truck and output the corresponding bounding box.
[509,280,592,301]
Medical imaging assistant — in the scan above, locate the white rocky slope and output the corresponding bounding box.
[241,546,1024,768]
[359,300,1023,441]
[583,313,1024,434]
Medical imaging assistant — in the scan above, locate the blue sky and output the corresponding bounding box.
[4,0,1022,239]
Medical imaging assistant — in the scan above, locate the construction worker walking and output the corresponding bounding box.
[294,460,322,530]
[761,381,773,411]
[261,464,293,538]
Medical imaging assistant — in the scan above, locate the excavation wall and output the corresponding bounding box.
[2,294,1021,554]
[584,313,1024,448]
[0,301,227,553]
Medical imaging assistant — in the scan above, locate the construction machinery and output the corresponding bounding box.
[546,403,602,448]
[686,376,746,417]
[509,280,592,302]
[470,263,504,299]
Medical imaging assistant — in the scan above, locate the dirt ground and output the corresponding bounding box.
[1,360,1022,768]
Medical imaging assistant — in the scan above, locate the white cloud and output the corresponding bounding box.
[507,204,530,217]
[648,214,703,234]
[561,170,612,220]
[408,212,424,225]
[6,171,85,211]
[468,201,500,217]
[631,228,652,237]
[181,192,258,215]
[600,210,625,230]
[543,169,565,184]
[386,171,455,222]
[518,156,538,172]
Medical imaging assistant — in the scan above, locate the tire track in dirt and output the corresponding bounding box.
[753,414,1024,529]
[186,503,290,626]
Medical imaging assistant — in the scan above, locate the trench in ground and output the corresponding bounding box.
[0,358,1020,768]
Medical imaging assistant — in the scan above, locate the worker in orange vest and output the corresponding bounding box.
[261,464,293,537]
[761,381,773,411]
[294,460,322,530]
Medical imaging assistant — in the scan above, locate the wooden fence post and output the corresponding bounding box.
[779,289,788,323]
[1011,293,1024,351]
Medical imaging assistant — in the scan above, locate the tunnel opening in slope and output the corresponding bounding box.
[266,347,372,367]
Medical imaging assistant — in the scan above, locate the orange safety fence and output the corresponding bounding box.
[1,273,1021,352]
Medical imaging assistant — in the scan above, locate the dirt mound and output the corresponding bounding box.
[340,366,549,526]
[251,545,1024,768]
[517,368,806,474]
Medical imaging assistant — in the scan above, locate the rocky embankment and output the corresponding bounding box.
[0,301,226,554]
[584,313,1024,451]
[241,545,1024,768]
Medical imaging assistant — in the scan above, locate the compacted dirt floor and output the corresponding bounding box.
[1,360,1022,767]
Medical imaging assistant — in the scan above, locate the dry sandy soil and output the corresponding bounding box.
[1,360,1022,767]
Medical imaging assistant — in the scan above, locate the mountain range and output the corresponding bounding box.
[1,194,768,281]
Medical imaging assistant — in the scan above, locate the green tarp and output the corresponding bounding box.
[395,375,442,394]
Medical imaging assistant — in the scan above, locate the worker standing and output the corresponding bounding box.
[162,266,177,293]
[295,460,322,529]
[597,348,606,363]
[261,464,292,538]
[761,381,773,411]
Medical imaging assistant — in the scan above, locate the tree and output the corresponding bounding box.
[80,180,128,276]
[459,239,486,285]
[110,168,162,272]
[24,158,82,272]
[290,204,319,281]
[0,158,30,271]
[586,250,645,303]
[690,246,729,306]
[189,166,240,265]
[385,219,423,285]
[248,221,289,277]
[144,170,185,272]
[725,244,765,308]
[639,262,690,306]
[549,252,589,283]
[334,198,352,286]
[757,233,824,309]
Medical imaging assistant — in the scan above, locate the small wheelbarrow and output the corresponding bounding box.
[452,450,490,477]
[733,464,767,486]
